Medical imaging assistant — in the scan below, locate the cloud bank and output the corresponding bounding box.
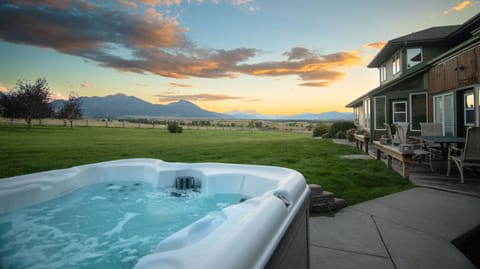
[0,0,367,87]
[156,93,245,102]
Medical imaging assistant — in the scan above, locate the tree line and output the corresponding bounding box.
[0,78,82,129]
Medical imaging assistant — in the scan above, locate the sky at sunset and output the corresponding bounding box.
[0,1,479,115]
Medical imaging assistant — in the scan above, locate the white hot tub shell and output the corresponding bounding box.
[0,159,311,269]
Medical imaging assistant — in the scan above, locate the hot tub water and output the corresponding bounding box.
[0,181,242,269]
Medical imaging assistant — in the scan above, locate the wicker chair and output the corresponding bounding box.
[447,127,480,183]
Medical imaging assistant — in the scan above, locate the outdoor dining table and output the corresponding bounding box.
[409,135,466,160]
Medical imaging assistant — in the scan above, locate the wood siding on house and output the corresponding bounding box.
[428,45,480,94]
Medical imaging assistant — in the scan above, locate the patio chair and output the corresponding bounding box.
[420,122,443,136]
[397,122,433,171]
[413,148,434,172]
[395,122,409,144]
[394,122,433,171]
[420,122,443,160]
[447,127,480,183]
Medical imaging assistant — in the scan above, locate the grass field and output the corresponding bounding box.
[0,125,411,205]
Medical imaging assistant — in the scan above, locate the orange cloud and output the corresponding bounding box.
[242,98,263,102]
[443,1,478,14]
[81,81,91,88]
[364,42,386,50]
[237,48,364,87]
[454,1,473,10]
[156,93,245,102]
[0,85,9,93]
[299,81,331,87]
[170,82,193,87]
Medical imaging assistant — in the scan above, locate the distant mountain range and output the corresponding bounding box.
[51,93,353,121]
[225,110,353,121]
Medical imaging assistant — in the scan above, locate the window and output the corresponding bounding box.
[364,98,370,129]
[434,94,454,136]
[410,92,427,131]
[392,101,407,124]
[353,107,360,125]
[392,53,400,74]
[464,92,474,126]
[380,64,387,82]
[407,48,422,68]
[374,96,386,130]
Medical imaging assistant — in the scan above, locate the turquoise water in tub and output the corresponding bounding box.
[0,181,242,269]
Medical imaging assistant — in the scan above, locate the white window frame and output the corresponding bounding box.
[406,47,423,69]
[374,96,387,130]
[464,91,475,127]
[409,92,428,132]
[392,101,407,124]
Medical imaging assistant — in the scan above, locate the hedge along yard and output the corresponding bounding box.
[0,124,410,205]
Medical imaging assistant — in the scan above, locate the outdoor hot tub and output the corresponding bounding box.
[0,159,310,269]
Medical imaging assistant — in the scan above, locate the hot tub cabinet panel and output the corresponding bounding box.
[265,193,310,269]
[0,159,310,269]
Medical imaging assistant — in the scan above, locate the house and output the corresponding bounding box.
[347,13,480,140]
[428,14,480,137]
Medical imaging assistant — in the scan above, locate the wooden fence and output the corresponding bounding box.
[0,117,314,133]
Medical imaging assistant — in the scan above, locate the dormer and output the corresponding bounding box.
[369,26,460,85]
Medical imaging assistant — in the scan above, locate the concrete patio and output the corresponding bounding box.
[309,187,480,269]
[308,139,480,268]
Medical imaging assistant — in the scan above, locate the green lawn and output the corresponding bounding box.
[0,125,411,205]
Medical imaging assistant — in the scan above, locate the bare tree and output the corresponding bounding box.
[0,78,53,129]
[57,92,82,128]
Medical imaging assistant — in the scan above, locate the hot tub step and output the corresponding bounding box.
[309,183,346,213]
[310,198,346,212]
[310,191,334,204]
[308,184,324,196]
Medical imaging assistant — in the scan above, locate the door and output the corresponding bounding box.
[434,93,454,136]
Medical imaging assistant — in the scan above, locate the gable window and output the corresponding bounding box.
[392,101,407,124]
[407,48,422,68]
[374,96,386,130]
[380,64,387,82]
[465,92,474,126]
[392,53,400,74]
[410,92,427,131]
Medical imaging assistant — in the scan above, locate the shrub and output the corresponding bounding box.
[167,122,183,133]
[312,124,329,137]
[328,121,355,138]
[335,130,346,139]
